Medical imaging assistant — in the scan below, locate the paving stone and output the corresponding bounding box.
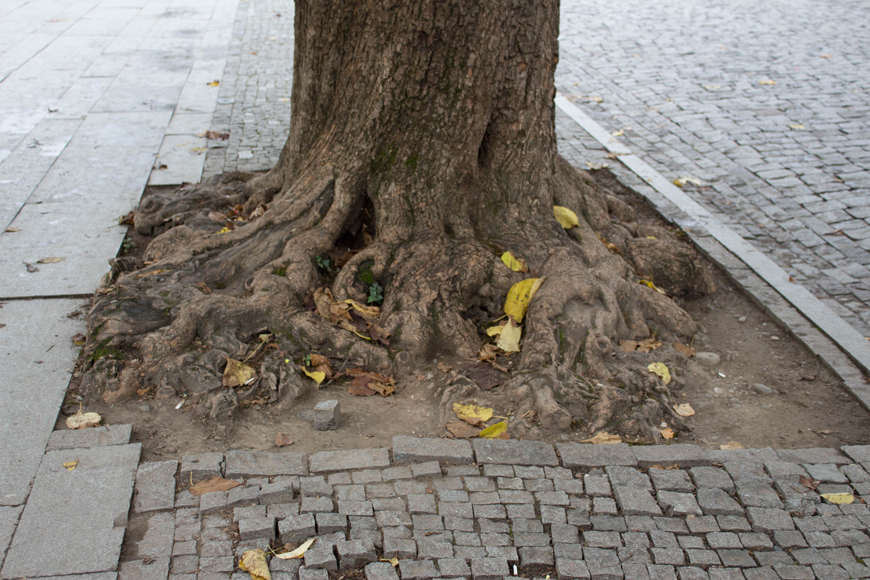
[135,512,175,559]
[47,425,133,451]
[438,558,471,577]
[707,532,743,549]
[718,516,752,532]
[651,548,686,566]
[777,449,849,465]
[120,558,170,580]
[365,562,400,580]
[686,549,721,567]
[200,491,229,515]
[765,462,809,482]
[586,474,613,496]
[336,539,377,570]
[806,464,849,484]
[690,467,734,492]
[472,439,559,466]
[398,559,438,579]
[841,446,870,464]
[615,486,663,516]
[1,444,141,578]
[557,443,638,468]
[133,461,177,513]
[268,503,301,519]
[225,451,307,478]
[745,507,795,532]
[392,436,474,464]
[773,564,813,580]
[519,547,555,569]
[608,467,653,490]
[718,549,757,568]
[278,514,316,543]
[656,491,702,517]
[238,516,276,541]
[301,497,334,513]
[649,469,694,492]
[678,567,709,580]
[687,516,720,533]
[697,488,744,516]
[382,466,413,481]
[316,512,348,534]
[634,445,711,468]
[383,538,417,559]
[309,449,389,473]
[181,453,224,480]
[411,462,442,478]
[228,485,260,508]
[299,570,329,580]
[304,547,337,571]
[416,537,454,558]
[650,531,679,548]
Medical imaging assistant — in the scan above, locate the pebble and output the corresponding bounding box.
[139,404,151,411]
[695,352,721,368]
[753,383,774,395]
[738,316,747,323]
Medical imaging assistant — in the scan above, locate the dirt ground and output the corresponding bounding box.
[59,174,870,461]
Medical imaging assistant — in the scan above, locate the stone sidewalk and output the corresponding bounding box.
[9,432,870,580]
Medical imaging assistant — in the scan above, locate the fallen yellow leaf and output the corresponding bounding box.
[5,227,20,232]
[274,538,316,560]
[500,251,528,273]
[581,431,621,444]
[673,176,702,188]
[719,441,744,450]
[821,493,854,505]
[648,362,672,385]
[37,257,65,264]
[303,368,325,384]
[66,411,102,430]
[207,80,220,86]
[453,402,493,427]
[504,278,544,323]
[673,403,695,417]
[759,79,777,85]
[554,206,580,229]
[63,460,78,471]
[788,124,805,130]
[486,324,505,337]
[379,557,399,567]
[820,53,832,59]
[589,96,604,103]
[639,279,667,295]
[611,129,624,137]
[478,421,509,439]
[223,358,257,387]
[496,317,522,353]
[239,549,271,580]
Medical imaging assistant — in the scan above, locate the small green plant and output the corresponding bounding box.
[367,281,384,305]
[272,265,287,277]
[303,354,311,366]
[214,281,227,290]
[314,255,332,272]
[121,238,136,254]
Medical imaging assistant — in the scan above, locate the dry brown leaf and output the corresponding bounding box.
[673,403,695,417]
[223,358,257,387]
[37,257,65,264]
[196,281,212,294]
[348,384,376,396]
[437,362,452,373]
[660,428,675,440]
[71,333,86,346]
[189,476,241,496]
[446,421,482,438]
[478,343,498,362]
[799,475,820,491]
[309,354,333,379]
[581,431,621,444]
[275,433,294,447]
[239,548,271,580]
[620,338,662,353]
[673,342,695,357]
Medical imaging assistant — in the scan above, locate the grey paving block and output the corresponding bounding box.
[47,425,133,451]
[472,439,559,466]
[392,436,474,464]
[181,453,224,480]
[225,450,308,478]
[557,443,638,467]
[309,448,390,472]
[0,505,23,563]
[134,461,178,513]
[841,446,870,464]
[120,558,170,580]
[776,448,849,465]
[657,491,702,517]
[1,444,141,578]
[697,488,744,516]
[634,445,712,468]
[745,507,795,532]
[134,512,175,560]
[614,486,663,516]
[0,299,84,506]
[365,561,399,580]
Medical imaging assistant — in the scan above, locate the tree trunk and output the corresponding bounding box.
[84,0,714,440]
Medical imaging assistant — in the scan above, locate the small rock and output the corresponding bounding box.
[695,352,721,368]
[139,404,151,411]
[752,383,774,395]
[737,316,747,323]
[312,400,340,431]
[771,336,779,341]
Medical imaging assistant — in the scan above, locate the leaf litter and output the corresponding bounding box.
[189,476,241,496]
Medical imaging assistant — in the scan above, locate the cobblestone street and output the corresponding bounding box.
[555,0,870,337]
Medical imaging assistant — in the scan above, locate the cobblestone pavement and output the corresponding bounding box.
[555,0,870,337]
[102,435,870,580]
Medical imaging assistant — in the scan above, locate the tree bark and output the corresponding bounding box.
[84,0,714,440]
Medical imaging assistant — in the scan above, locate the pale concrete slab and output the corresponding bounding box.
[0,299,85,506]
[166,112,213,135]
[174,67,224,114]
[0,118,81,229]
[148,134,207,185]
[51,77,114,119]
[82,54,132,78]
[0,506,23,568]
[0,199,131,297]
[1,444,141,578]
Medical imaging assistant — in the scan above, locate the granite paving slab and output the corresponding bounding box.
[472,439,559,466]
[0,506,23,570]
[47,425,133,451]
[0,299,85,506]
[1,444,141,578]
[148,134,208,185]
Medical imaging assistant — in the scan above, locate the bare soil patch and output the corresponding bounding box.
[60,178,870,461]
